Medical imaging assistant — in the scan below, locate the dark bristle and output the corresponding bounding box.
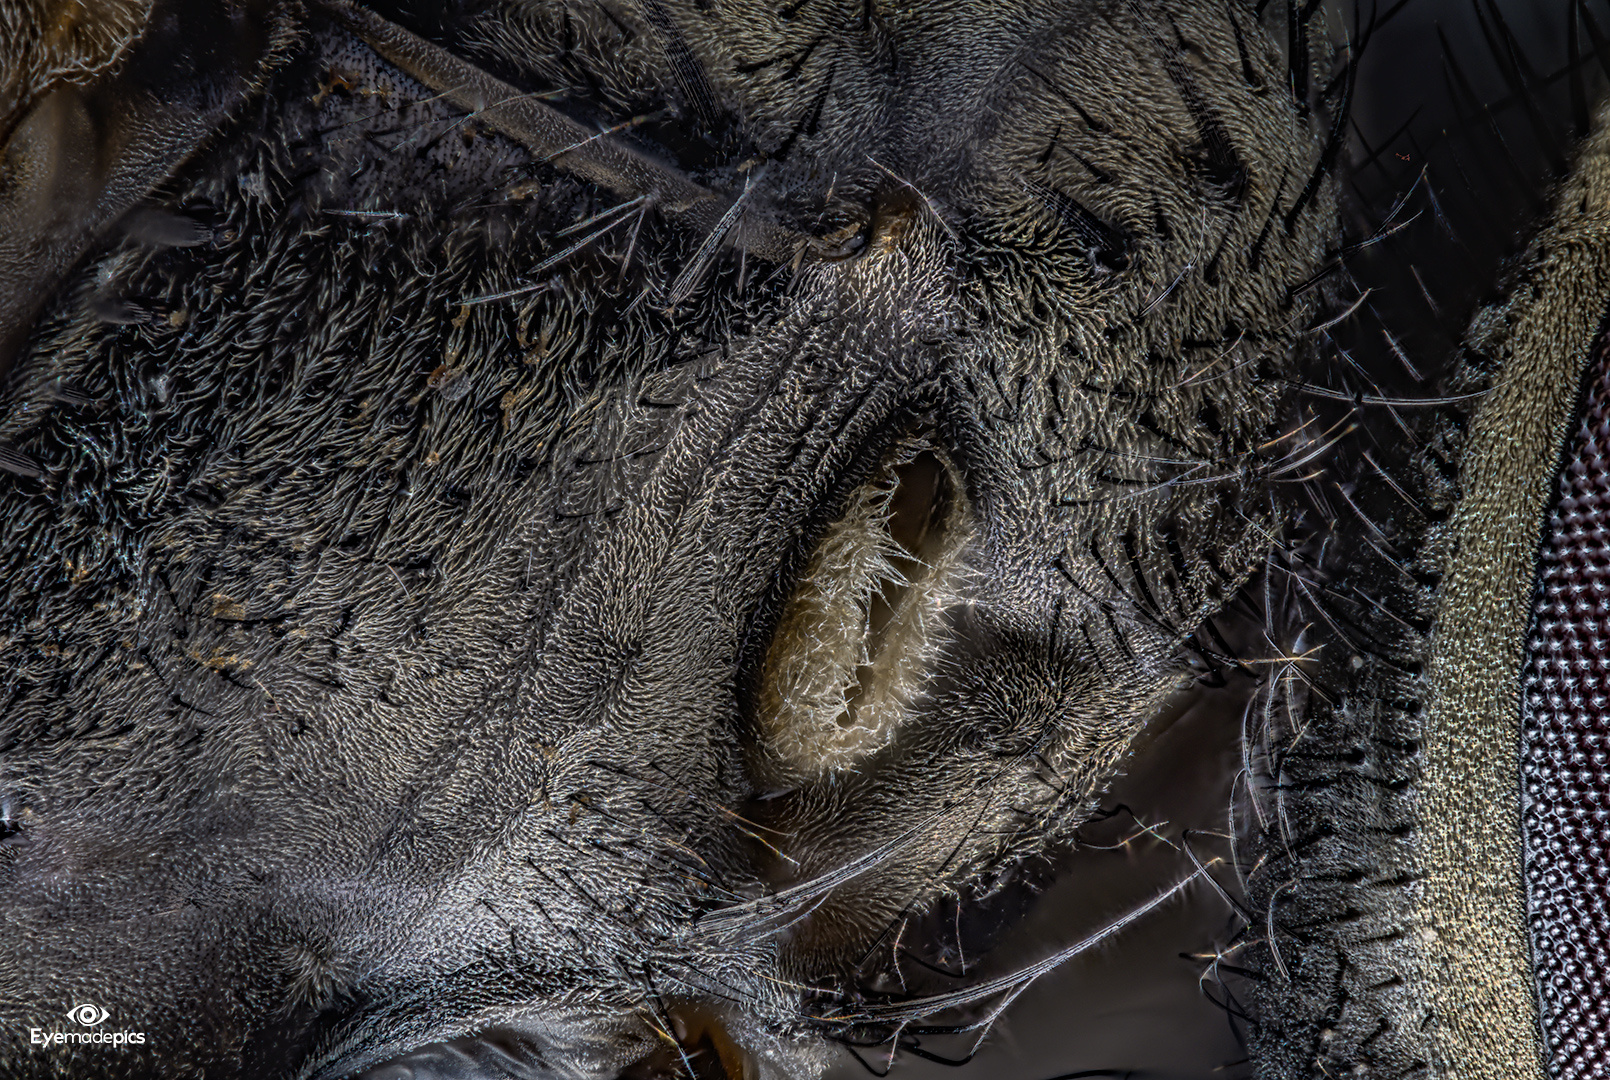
[1573,0,1593,138]
[1437,24,1544,207]
[1284,42,1357,235]
[1471,0,1568,175]
[1286,0,1316,115]
[1227,3,1266,91]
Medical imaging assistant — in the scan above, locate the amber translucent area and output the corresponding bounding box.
[620,1006,754,1080]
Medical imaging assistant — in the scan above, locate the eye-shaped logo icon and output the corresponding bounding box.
[66,1003,110,1026]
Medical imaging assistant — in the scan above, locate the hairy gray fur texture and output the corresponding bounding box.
[0,0,1407,1077]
